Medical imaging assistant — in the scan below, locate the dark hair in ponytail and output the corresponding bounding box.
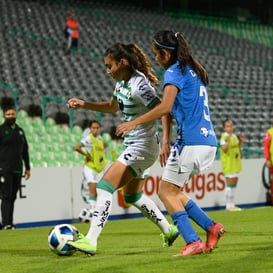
[153,30,209,85]
[104,43,158,84]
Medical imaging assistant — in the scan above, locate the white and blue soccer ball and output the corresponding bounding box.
[78,208,93,223]
[48,224,79,256]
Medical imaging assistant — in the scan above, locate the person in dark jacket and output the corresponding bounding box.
[0,105,31,229]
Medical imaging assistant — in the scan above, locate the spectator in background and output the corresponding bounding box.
[0,105,31,230]
[264,117,273,204]
[64,12,79,55]
[74,120,108,217]
[220,119,244,211]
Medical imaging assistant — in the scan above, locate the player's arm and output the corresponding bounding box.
[74,142,85,155]
[221,135,232,153]
[74,142,92,161]
[160,113,172,167]
[67,97,119,113]
[22,132,31,180]
[239,134,245,148]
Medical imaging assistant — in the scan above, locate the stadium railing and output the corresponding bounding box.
[9,27,55,49]
[41,96,74,128]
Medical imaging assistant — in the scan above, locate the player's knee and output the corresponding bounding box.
[158,186,167,203]
[97,179,116,194]
[124,192,142,204]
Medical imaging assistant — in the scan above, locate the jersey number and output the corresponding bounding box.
[199,86,211,122]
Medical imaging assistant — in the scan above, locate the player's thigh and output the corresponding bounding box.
[123,179,145,194]
[162,168,192,188]
[162,145,216,187]
[118,142,159,178]
[103,160,134,189]
[179,145,216,173]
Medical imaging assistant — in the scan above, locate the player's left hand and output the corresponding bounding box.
[24,170,31,180]
[116,122,136,137]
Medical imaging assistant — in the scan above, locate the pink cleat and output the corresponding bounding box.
[174,240,206,256]
[206,223,225,250]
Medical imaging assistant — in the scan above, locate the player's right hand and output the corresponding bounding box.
[160,143,170,167]
[67,98,84,109]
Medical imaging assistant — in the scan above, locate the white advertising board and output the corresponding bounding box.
[12,159,267,226]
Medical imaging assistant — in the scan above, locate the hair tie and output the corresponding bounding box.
[153,39,175,50]
[175,32,180,38]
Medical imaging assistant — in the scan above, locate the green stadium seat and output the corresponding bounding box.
[45,118,56,128]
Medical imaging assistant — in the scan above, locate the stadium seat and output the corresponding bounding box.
[1,0,271,161]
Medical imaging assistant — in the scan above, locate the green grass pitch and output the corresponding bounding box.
[0,207,272,273]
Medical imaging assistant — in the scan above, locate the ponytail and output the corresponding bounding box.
[128,44,158,84]
[153,30,209,85]
[104,43,158,85]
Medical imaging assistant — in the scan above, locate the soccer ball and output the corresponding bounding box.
[48,224,79,256]
[78,208,93,223]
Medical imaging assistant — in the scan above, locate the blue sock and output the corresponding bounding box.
[171,210,199,244]
[185,200,214,230]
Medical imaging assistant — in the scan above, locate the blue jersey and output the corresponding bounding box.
[163,61,217,153]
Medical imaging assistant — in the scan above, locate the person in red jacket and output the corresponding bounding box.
[264,118,273,204]
[64,12,79,54]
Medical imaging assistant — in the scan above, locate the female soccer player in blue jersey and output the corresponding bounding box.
[116,30,225,256]
[67,43,179,255]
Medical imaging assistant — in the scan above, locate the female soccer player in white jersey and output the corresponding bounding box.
[67,43,178,255]
[116,30,225,256]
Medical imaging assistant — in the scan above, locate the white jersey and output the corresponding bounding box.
[113,70,160,146]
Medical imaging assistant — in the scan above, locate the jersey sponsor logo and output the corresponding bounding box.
[200,127,209,137]
[139,86,154,101]
[123,153,132,161]
[97,200,111,228]
[140,204,162,223]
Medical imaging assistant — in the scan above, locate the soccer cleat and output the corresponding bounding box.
[160,224,179,247]
[3,225,16,230]
[67,236,97,255]
[174,240,206,256]
[206,223,225,249]
[226,206,242,212]
[78,232,85,239]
